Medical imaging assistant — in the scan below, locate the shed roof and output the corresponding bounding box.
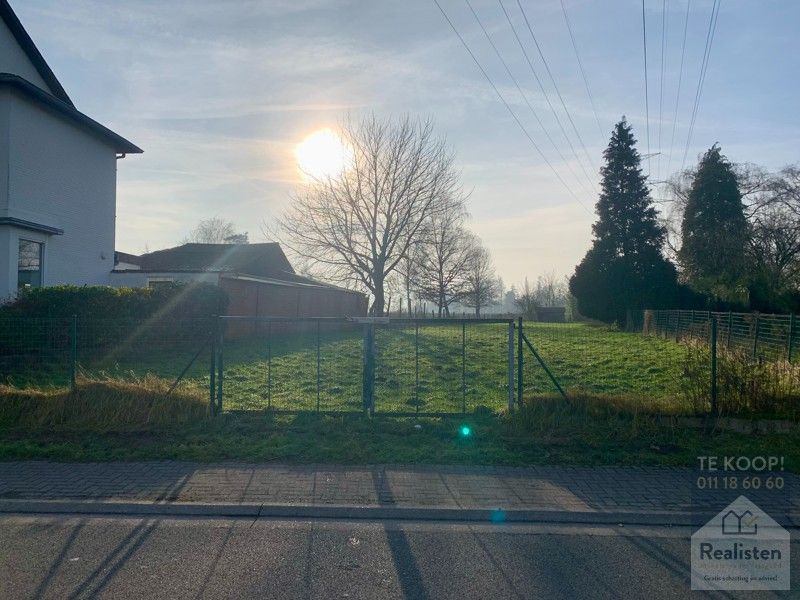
[136,243,296,279]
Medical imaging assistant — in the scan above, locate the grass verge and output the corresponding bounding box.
[1,394,797,470]
[0,375,208,429]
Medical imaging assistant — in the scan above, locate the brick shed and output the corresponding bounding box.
[110,242,367,319]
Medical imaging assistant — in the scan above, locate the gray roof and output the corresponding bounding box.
[117,243,364,296]
[134,243,296,279]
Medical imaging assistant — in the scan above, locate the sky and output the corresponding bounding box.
[13,0,800,288]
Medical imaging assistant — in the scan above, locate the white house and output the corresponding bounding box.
[0,0,141,300]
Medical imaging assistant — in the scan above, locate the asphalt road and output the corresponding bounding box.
[0,515,796,599]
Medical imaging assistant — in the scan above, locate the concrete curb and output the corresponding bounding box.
[2,499,782,527]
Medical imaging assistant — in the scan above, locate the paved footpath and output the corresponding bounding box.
[0,462,797,521]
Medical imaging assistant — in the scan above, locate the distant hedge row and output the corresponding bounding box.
[0,283,228,320]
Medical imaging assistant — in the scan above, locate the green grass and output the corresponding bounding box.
[1,397,799,470]
[2,322,693,415]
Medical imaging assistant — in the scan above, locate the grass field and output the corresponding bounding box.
[3,321,692,414]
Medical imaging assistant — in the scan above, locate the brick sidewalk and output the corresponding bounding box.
[1,462,796,514]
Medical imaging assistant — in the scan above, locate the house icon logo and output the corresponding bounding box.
[691,495,790,591]
[721,509,758,535]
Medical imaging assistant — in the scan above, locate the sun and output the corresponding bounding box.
[295,128,351,181]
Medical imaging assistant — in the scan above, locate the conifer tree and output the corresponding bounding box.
[570,119,677,323]
[679,145,749,302]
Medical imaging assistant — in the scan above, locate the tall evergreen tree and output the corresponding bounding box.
[570,119,677,323]
[679,145,749,302]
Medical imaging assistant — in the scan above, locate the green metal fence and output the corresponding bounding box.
[642,310,800,417]
[3,313,798,419]
[0,316,213,389]
[212,316,516,416]
[644,309,798,362]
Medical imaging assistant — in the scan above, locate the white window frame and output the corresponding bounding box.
[16,236,46,291]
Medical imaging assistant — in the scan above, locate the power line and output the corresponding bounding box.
[664,0,691,178]
[681,0,721,171]
[642,0,651,176]
[497,0,597,193]
[656,0,668,179]
[431,0,592,213]
[464,0,592,197]
[514,0,598,177]
[559,0,605,142]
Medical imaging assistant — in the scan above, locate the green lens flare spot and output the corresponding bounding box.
[460,426,472,437]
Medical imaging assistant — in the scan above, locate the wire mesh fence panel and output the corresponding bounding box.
[646,310,796,363]
[521,322,687,403]
[78,318,213,383]
[463,322,510,412]
[642,311,800,416]
[371,320,512,415]
[317,321,363,412]
[374,322,417,413]
[214,318,516,415]
[0,317,213,389]
[0,317,74,387]
[218,319,364,412]
[418,322,463,414]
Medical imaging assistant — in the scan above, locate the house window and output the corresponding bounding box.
[147,277,174,289]
[17,239,43,289]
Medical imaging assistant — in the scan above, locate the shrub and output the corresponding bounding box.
[679,340,800,418]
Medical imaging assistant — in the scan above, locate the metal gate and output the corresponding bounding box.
[210,316,516,416]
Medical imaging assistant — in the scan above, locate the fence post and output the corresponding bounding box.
[674,312,680,342]
[787,313,795,363]
[752,313,760,360]
[507,320,514,411]
[362,323,375,414]
[70,314,77,391]
[727,311,733,348]
[267,321,272,410]
[710,317,718,418]
[209,317,216,415]
[461,322,466,414]
[517,317,523,407]
[415,321,420,415]
[216,316,224,413]
[316,320,321,413]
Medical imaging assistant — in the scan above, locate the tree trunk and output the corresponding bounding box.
[475,305,481,318]
[371,284,385,316]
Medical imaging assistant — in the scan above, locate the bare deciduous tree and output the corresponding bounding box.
[748,166,800,306]
[462,239,501,317]
[184,218,247,244]
[279,115,462,315]
[414,200,472,316]
[532,271,568,307]
[393,242,422,316]
[514,277,537,320]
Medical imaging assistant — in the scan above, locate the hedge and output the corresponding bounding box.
[0,284,229,359]
[0,283,228,320]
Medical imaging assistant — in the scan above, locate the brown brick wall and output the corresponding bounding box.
[219,278,367,335]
